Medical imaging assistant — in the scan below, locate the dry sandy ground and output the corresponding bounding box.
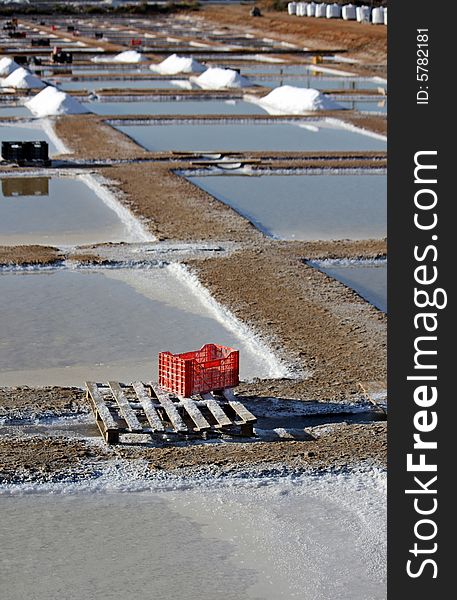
[200,2,387,67]
[0,421,386,485]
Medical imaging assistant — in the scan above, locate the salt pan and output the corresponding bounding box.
[255,85,343,114]
[0,57,20,77]
[150,54,206,75]
[1,67,45,90]
[92,50,146,64]
[192,67,252,90]
[25,86,91,117]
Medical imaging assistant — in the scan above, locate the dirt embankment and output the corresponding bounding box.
[0,421,386,484]
[200,3,387,66]
[98,163,264,243]
[187,245,386,400]
[54,114,149,160]
[0,245,109,267]
[0,387,87,421]
[0,245,60,266]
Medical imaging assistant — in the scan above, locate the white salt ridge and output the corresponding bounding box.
[79,173,155,243]
[0,57,20,77]
[1,67,45,89]
[169,263,297,380]
[192,67,252,90]
[92,50,146,64]
[150,53,206,75]
[255,85,343,114]
[25,86,91,117]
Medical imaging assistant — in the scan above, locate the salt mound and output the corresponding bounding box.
[25,86,91,117]
[1,67,45,89]
[150,53,206,75]
[257,85,343,114]
[192,67,252,90]
[0,57,20,77]
[92,50,146,64]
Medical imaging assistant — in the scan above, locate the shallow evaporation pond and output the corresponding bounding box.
[235,63,316,75]
[48,67,151,75]
[340,99,388,114]
[117,120,386,152]
[0,175,140,246]
[0,123,61,155]
[187,173,386,240]
[252,76,385,91]
[0,267,276,387]
[0,470,386,600]
[90,99,266,116]
[56,78,195,91]
[315,261,387,312]
[0,105,31,118]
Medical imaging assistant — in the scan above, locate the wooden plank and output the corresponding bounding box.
[179,397,211,431]
[85,381,118,431]
[228,401,257,424]
[132,381,165,432]
[221,390,257,424]
[150,384,188,432]
[201,393,232,428]
[108,381,143,432]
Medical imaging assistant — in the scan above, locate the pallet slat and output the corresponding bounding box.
[86,381,119,443]
[87,382,256,443]
[201,392,232,428]
[86,382,118,430]
[179,397,211,431]
[151,384,188,432]
[108,381,143,432]
[228,401,257,424]
[221,389,256,423]
[132,381,165,432]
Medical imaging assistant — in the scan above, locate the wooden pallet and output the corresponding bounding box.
[85,381,256,444]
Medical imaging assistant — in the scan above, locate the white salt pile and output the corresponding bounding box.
[92,50,146,64]
[1,67,45,89]
[192,67,252,90]
[0,57,20,77]
[25,86,91,117]
[150,53,206,75]
[255,85,343,114]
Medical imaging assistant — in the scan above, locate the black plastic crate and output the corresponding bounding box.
[1,142,24,163]
[52,51,73,64]
[13,55,28,65]
[1,141,51,167]
[31,38,50,47]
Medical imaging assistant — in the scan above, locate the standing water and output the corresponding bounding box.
[0,469,386,600]
[188,173,386,240]
[0,175,145,246]
[0,267,283,386]
[116,120,387,152]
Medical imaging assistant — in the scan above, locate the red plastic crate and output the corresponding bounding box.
[158,344,239,397]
